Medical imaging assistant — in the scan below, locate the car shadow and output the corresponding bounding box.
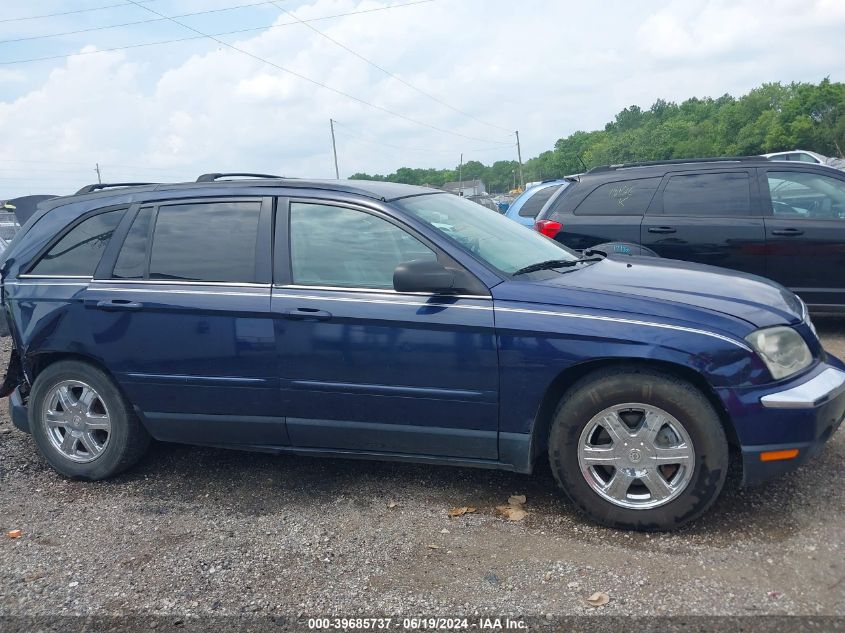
[98,435,840,545]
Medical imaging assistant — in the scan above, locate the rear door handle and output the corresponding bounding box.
[95,299,143,311]
[771,228,804,236]
[647,226,677,234]
[281,308,332,321]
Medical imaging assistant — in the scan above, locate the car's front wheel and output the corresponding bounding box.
[29,360,150,480]
[549,366,729,531]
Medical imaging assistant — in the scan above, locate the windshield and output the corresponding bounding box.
[396,193,577,274]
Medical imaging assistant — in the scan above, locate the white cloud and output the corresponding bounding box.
[0,0,843,196]
[637,0,845,61]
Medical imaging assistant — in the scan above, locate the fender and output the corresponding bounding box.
[492,295,767,472]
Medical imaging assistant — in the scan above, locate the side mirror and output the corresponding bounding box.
[393,259,458,293]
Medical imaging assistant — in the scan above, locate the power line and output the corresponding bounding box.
[0,1,283,45]
[269,0,512,135]
[0,158,185,170]
[0,1,434,66]
[0,1,158,24]
[332,120,513,155]
[121,0,511,146]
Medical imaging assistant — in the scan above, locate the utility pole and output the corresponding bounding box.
[329,119,340,179]
[458,153,463,196]
[515,131,524,189]
[95,163,102,184]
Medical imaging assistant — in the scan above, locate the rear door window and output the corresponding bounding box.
[662,172,752,216]
[518,185,563,218]
[29,209,125,276]
[112,208,154,279]
[148,201,261,283]
[574,177,661,215]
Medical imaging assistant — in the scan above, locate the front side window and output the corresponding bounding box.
[396,193,577,275]
[149,201,261,282]
[767,171,845,220]
[30,209,124,276]
[662,172,752,216]
[575,177,661,215]
[290,203,436,289]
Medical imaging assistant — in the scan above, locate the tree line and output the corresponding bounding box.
[349,79,845,193]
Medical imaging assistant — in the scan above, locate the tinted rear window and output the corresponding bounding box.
[518,184,563,217]
[29,209,124,276]
[574,177,661,215]
[662,172,751,216]
[112,208,154,279]
[149,201,261,283]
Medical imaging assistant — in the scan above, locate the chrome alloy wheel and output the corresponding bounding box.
[577,403,695,510]
[42,380,111,463]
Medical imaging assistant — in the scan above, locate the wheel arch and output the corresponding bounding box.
[24,351,141,423]
[527,357,739,465]
[27,350,116,384]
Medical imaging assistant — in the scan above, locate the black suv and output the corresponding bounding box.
[534,157,845,311]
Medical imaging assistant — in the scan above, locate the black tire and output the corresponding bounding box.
[28,360,150,480]
[548,366,728,531]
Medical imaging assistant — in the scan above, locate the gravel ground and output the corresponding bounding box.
[1,319,844,620]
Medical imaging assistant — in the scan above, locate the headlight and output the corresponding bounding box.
[745,326,813,380]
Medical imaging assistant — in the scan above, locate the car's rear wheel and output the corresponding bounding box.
[548,366,729,531]
[29,360,150,479]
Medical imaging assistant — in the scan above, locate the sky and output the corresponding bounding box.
[1,0,844,196]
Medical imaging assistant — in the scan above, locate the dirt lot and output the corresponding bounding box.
[1,319,844,621]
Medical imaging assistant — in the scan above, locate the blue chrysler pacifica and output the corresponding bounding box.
[2,175,844,530]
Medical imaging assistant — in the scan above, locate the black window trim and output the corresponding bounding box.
[95,196,273,285]
[275,196,490,297]
[22,204,129,278]
[758,166,845,221]
[650,168,762,217]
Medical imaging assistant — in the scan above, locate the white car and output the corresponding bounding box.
[763,149,845,172]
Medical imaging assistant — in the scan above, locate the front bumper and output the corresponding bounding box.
[725,363,845,486]
[760,368,845,409]
[9,386,29,433]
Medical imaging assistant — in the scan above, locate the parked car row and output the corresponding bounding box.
[2,173,843,531]
[522,157,845,311]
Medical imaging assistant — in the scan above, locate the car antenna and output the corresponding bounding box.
[576,154,588,172]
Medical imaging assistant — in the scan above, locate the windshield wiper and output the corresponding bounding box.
[511,256,604,276]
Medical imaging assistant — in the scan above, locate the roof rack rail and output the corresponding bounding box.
[75,182,158,195]
[196,172,283,183]
[587,156,764,173]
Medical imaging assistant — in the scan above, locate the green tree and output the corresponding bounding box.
[349,80,845,187]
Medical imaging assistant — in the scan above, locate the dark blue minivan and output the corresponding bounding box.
[2,175,844,530]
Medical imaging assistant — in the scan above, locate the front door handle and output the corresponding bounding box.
[95,299,144,311]
[648,226,677,234]
[771,228,804,236]
[281,308,332,321]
